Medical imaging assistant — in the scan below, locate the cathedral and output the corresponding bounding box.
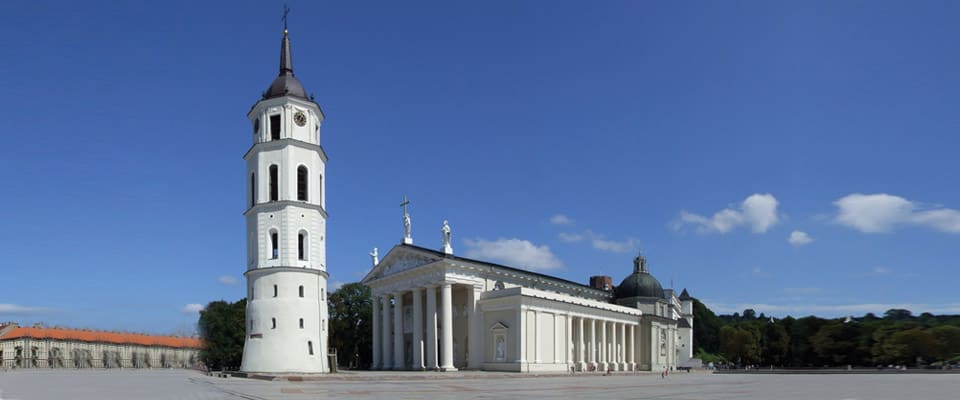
[236,16,694,375]
[362,221,694,372]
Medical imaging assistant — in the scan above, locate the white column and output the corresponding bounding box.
[439,282,456,371]
[587,319,597,365]
[516,306,527,364]
[381,296,392,369]
[564,315,572,365]
[554,314,562,364]
[412,287,424,370]
[372,295,381,369]
[628,324,635,369]
[577,317,585,370]
[532,309,541,363]
[393,292,404,370]
[425,285,438,370]
[619,322,626,370]
[600,320,607,369]
[467,285,482,369]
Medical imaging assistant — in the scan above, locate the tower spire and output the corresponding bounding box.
[279,4,294,76]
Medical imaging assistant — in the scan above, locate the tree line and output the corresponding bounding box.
[692,299,960,368]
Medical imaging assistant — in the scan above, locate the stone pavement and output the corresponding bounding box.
[1,369,958,399]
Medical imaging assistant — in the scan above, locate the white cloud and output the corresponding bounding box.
[549,214,575,225]
[751,266,772,277]
[218,275,239,285]
[558,232,585,242]
[463,238,563,271]
[673,193,780,234]
[181,304,204,314]
[558,230,636,253]
[329,281,345,291]
[591,237,636,253]
[0,304,51,314]
[834,193,960,233]
[787,230,814,247]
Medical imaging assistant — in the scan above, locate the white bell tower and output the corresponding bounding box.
[240,23,329,374]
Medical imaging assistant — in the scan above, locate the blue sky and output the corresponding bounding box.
[1,0,958,334]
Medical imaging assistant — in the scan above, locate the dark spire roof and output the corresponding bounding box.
[679,288,692,301]
[263,28,309,100]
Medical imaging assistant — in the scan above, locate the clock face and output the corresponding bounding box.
[253,118,260,133]
[294,111,307,127]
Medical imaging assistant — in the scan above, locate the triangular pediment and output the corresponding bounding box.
[361,244,443,283]
[490,321,509,331]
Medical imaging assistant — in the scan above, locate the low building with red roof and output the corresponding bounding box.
[0,323,201,369]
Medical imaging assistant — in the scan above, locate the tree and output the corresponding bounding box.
[788,316,827,366]
[884,309,913,321]
[692,298,722,354]
[328,282,373,369]
[761,322,790,366]
[930,325,960,362]
[198,299,246,370]
[811,322,868,366]
[720,325,760,365]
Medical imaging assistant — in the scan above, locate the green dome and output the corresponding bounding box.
[615,253,665,299]
[616,271,665,299]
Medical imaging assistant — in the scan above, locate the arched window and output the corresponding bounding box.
[269,165,278,201]
[271,318,276,329]
[270,231,279,259]
[321,288,325,301]
[318,174,323,204]
[273,284,278,297]
[297,166,308,201]
[298,232,306,260]
[307,341,314,355]
[250,172,256,207]
[299,318,304,329]
[299,285,304,297]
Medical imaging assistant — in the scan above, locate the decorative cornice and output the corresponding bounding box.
[244,266,329,279]
[243,138,329,163]
[244,200,328,219]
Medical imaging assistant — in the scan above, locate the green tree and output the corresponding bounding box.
[761,322,790,366]
[692,298,722,354]
[811,322,868,366]
[930,325,960,361]
[198,299,246,370]
[884,309,913,321]
[328,282,373,369]
[788,316,827,366]
[720,325,760,365]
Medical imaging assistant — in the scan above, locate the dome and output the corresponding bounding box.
[265,74,307,100]
[615,253,665,299]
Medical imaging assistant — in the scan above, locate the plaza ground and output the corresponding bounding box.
[1,369,958,399]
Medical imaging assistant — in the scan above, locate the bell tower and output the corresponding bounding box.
[240,21,330,374]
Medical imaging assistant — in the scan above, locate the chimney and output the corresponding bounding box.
[589,275,613,292]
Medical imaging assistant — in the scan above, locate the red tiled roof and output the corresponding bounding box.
[0,327,202,349]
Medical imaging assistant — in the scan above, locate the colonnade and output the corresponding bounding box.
[571,316,637,371]
[372,282,478,371]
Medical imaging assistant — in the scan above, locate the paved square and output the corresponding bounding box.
[1,370,958,399]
